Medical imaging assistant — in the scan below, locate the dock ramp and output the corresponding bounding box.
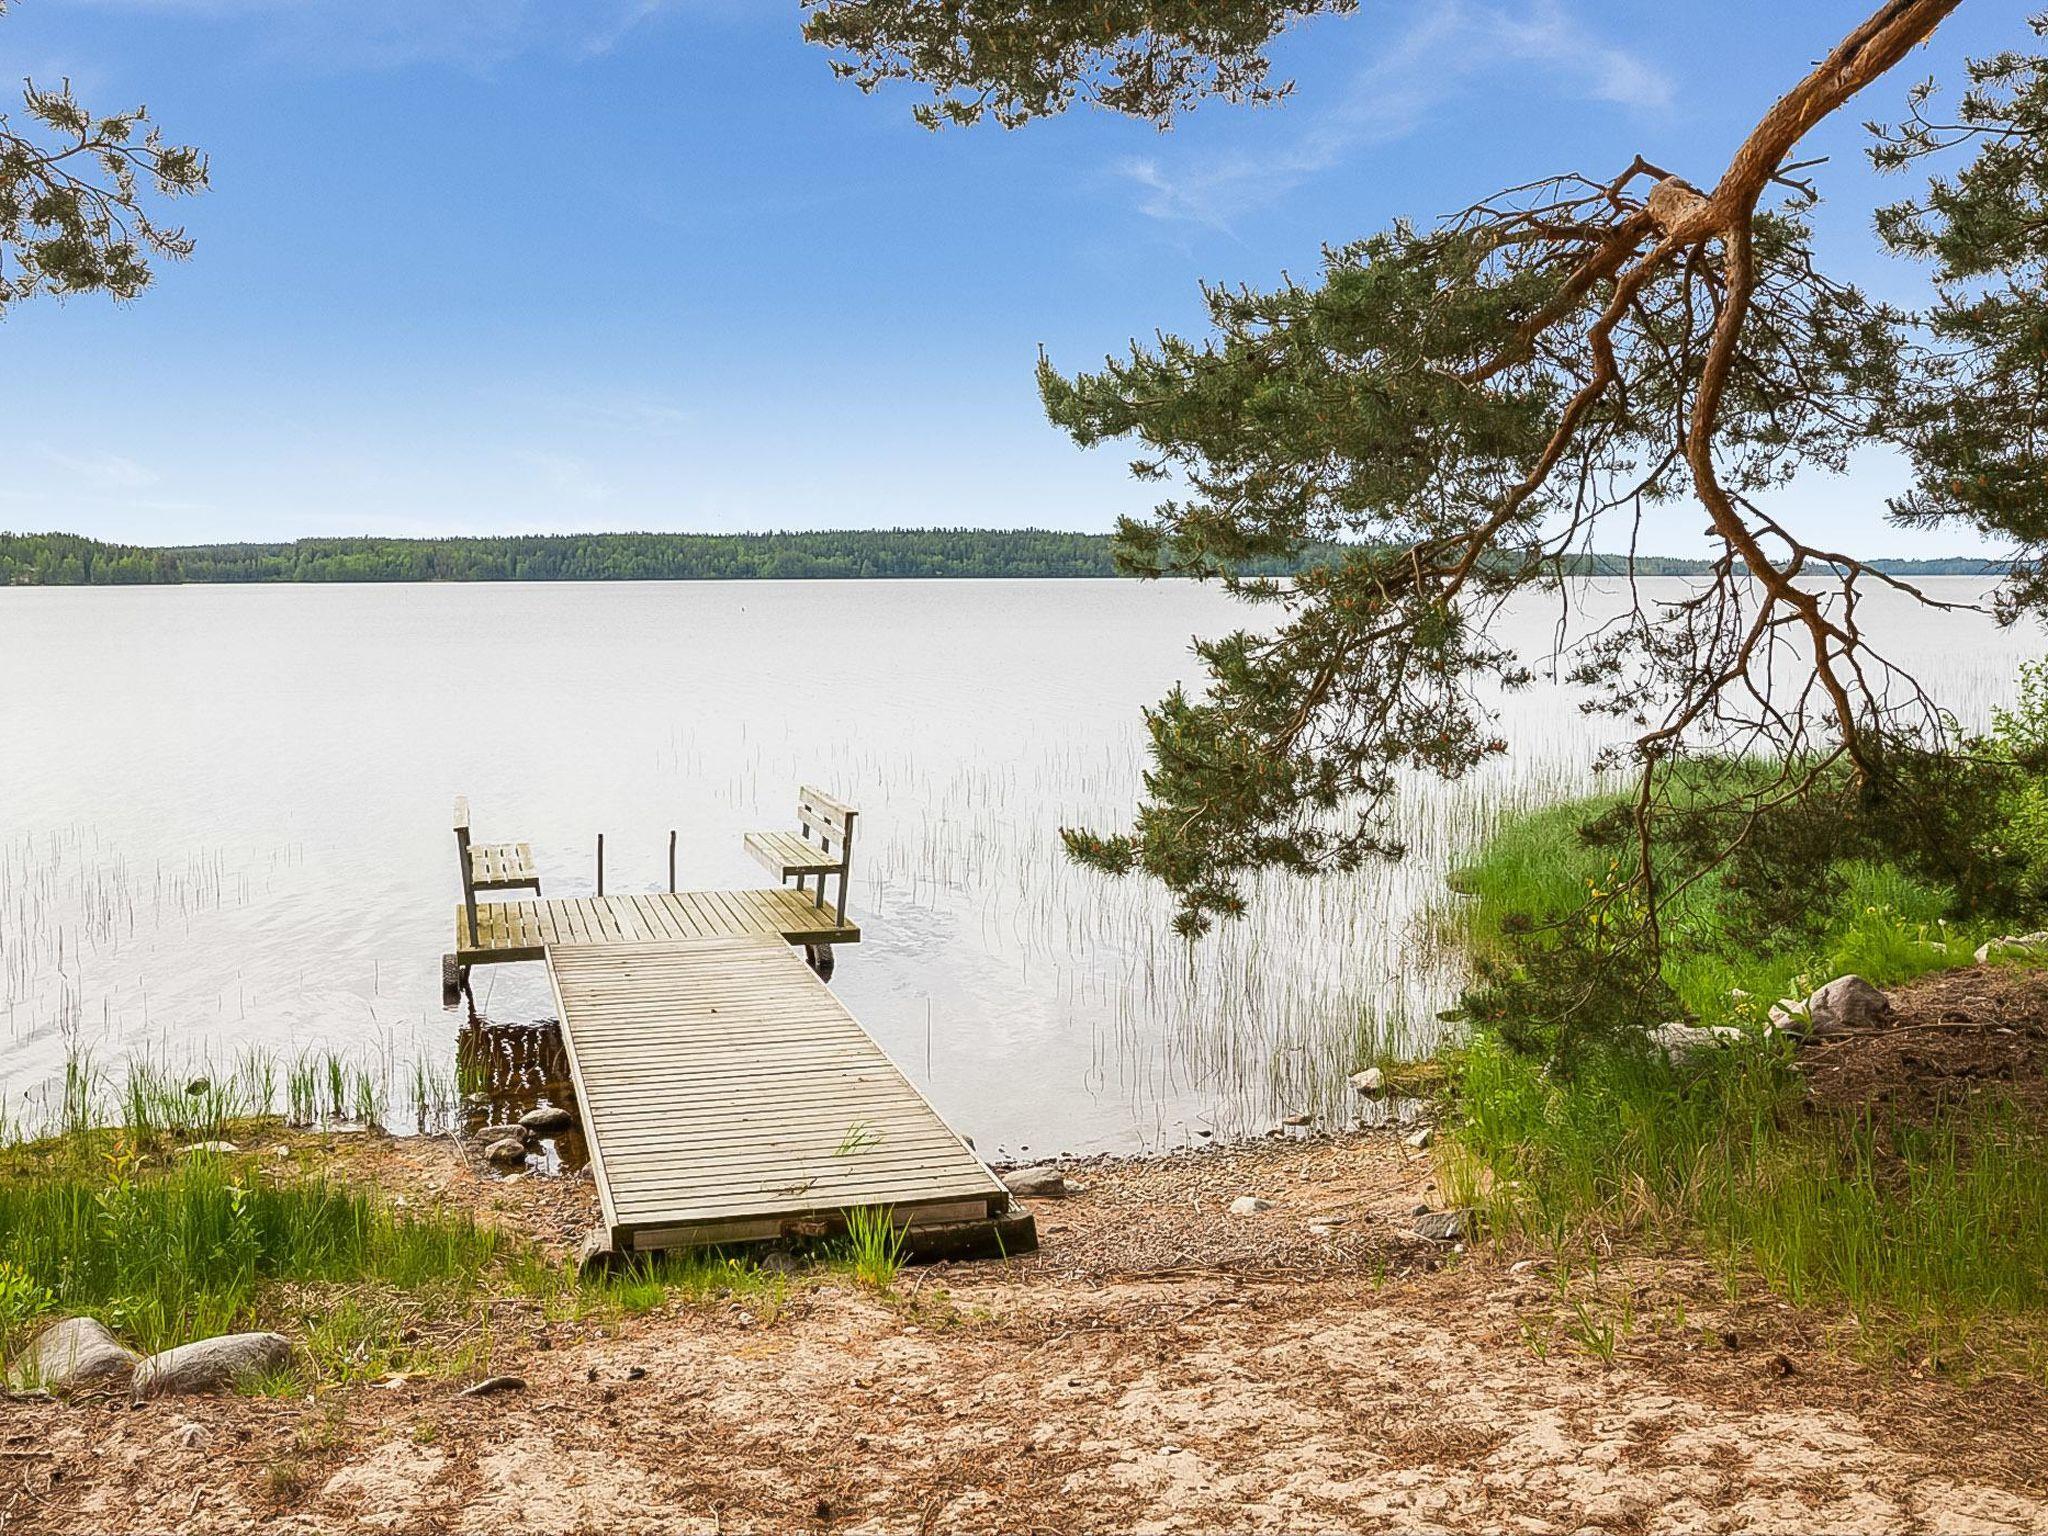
[545,935,1028,1255]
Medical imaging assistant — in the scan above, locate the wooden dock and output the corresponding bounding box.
[454,886,859,966]
[547,936,1024,1253]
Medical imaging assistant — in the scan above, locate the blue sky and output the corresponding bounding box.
[0,1,2019,552]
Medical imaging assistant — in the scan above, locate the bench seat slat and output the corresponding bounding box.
[472,840,540,891]
[745,829,843,877]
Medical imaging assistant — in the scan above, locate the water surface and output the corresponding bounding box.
[1,577,2036,1153]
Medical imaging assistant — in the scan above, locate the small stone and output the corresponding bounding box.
[475,1123,530,1146]
[1349,1067,1386,1096]
[184,1079,211,1098]
[484,1138,529,1167]
[168,1420,206,1450]
[268,1145,291,1161]
[179,1141,240,1156]
[456,1375,526,1398]
[1403,1126,1434,1151]
[131,1332,290,1398]
[1410,1202,1430,1217]
[758,1251,800,1276]
[9,1318,138,1392]
[1281,1113,1312,1128]
[1414,1208,1478,1243]
[1229,1196,1273,1215]
[1002,1165,1068,1199]
[519,1105,575,1134]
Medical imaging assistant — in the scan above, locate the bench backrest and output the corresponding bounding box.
[796,786,856,924]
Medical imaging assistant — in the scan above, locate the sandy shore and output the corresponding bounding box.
[4,1128,2046,1534]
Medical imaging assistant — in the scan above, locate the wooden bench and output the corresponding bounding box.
[454,795,539,950]
[746,787,855,973]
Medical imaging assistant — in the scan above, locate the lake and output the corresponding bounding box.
[1,577,2040,1155]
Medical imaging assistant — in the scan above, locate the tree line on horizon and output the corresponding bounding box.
[0,530,2005,587]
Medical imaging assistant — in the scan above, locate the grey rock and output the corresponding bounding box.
[1349,1067,1386,1096]
[9,1317,137,1392]
[1403,1126,1434,1151]
[1975,931,2048,965]
[1643,1022,1748,1063]
[758,1251,801,1276]
[518,1105,575,1134]
[179,1141,240,1156]
[484,1137,529,1167]
[1414,1208,1479,1243]
[475,1123,530,1146]
[132,1332,290,1398]
[1770,974,1892,1039]
[184,1079,211,1098]
[1002,1165,1068,1199]
[1229,1196,1273,1215]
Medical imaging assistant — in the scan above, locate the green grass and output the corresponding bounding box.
[0,1139,500,1362]
[1446,1036,2048,1364]
[1442,790,1988,1026]
[838,1206,907,1290]
[1441,790,2048,1371]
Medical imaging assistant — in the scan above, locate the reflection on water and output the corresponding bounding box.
[2,578,2042,1153]
[454,1014,589,1175]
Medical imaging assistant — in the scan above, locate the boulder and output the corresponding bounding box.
[1769,975,1891,1039]
[1349,1067,1386,1096]
[1228,1196,1273,1215]
[1414,1208,1479,1243]
[1001,1165,1068,1199]
[9,1317,137,1392]
[131,1332,290,1398]
[1643,1022,1747,1063]
[484,1137,529,1167]
[474,1123,530,1146]
[518,1105,576,1134]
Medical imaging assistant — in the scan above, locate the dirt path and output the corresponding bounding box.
[7,1134,2047,1534]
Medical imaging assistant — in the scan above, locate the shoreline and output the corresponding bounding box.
[6,1122,2046,1533]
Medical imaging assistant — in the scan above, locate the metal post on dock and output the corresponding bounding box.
[668,830,677,894]
[597,833,605,897]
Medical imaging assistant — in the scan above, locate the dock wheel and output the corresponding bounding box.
[804,944,835,981]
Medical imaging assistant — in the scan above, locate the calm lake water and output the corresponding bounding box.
[1,577,2040,1154]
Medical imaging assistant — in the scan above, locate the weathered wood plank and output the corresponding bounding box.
[547,935,998,1249]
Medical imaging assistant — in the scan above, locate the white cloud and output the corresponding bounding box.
[1116,0,1674,230]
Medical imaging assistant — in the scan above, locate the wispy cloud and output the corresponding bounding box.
[1116,0,1675,231]
[40,449,160,492]
[71,0,707,74]
[514,450,613,506]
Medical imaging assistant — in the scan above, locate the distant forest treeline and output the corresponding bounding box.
[0,529,2011,586]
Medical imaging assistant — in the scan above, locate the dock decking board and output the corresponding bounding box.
[546,935,1005,1250]
[455,886,858,964]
